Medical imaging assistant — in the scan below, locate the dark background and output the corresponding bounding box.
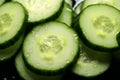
[1,54,120,80]
[0,0,120,80]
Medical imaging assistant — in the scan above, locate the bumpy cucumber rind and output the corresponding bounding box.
[0,2,28,49]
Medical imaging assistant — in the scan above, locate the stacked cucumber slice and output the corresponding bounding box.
[15,21,79,80]
[1,0,120,79]
[0,2,27,62]
[15,51,63,80]
[72,40,111,77]
[22,21,79,75]
[72,0,120,78]
[0,0,76,79]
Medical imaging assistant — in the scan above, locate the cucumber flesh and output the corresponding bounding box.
[79,4,120,51]
[56,2,72,26]
[23,21,79,75]
[15,51,40,80]
[12,0,64,23]
[0,2,27,48]
[15,51,62,80]
[72,41,111,77]
[82,0,120,10]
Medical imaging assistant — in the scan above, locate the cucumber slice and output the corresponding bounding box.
[22,21,79,75]
[15,51,62,80]
[72,41,111,77]
[82,0,120,10]
[0,35,23,62]
[12,0,64,23]
[79,4,120,51]
[56,2,72,26]
[0,2,27,49]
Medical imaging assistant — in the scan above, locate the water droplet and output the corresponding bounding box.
[74,34,78,40]
[26,53,30,58]
[66,60,70,64]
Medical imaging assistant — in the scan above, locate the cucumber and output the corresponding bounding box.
[0,2,27,49]
[22,21,79,75]
[0,0,6,5]
[56,2,72,26]
[72,41,111,77]
[82,0,120,10]
[15,51,62,80]
[12,0,64,23]
[0,35,23,62]
[78,4,120,51]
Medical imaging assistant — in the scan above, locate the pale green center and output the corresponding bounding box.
[38,35,64,60]
[39,35,63,54]
[93,16,115,37]
[0,13,12,36]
